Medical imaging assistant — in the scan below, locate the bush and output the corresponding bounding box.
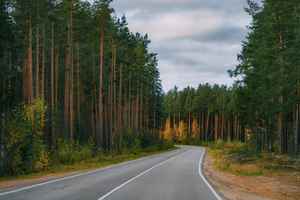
[129,139,142,155]
[143,145,157,153]
[108,150,117,158]
[3,99,50,175]
[55,141,93,165]
[155,139,174,151]
[155,139,166,151]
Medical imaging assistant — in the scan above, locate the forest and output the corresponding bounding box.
[1,0,300,176]
[162,0,300,158]
[0,0,165,175]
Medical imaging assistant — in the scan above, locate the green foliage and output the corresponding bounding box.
[208,139,245,152]
[143,145,157,153]
[2,99,49,175]
[108,150,117,158]
[155,139,174,151]
[129,139,142,155]
[54,140,93,165]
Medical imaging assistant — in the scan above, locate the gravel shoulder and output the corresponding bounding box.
[203,154,300,200]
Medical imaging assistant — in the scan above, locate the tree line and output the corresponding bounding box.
[0,0,164,173]
[162,0,300,156]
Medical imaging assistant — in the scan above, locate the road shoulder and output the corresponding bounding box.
[203,154,300,200]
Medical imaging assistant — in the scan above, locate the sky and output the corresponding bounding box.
[92,0,262,92]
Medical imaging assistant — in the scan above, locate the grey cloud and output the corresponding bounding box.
[106,0,263,92]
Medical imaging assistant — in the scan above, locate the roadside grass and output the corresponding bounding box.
[0,147,179,182]
[182,138,300,177]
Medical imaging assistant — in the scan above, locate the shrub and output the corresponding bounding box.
[108,150,117,158]
[55,141,93,165]
[155,139,174,151]
[155,139,166,151]
[143,145,157,153]
[3,99,49,175]
[129,139,142,155]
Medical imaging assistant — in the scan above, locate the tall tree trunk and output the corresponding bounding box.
[278,13,284,153]
[76,41,80,125]
[70,5,74,142]
[117,61,122,150]
[51,4,54,148]
[91,99,95,140]
[29,16,33,105]
[92,37,97,142]
[113,45,117,147]
[128,67,131,135]
[109,84,112,150]
[146,79,149,136]
[139,80,143,136]
[64,15,70,141]
[36,0,39,100]
[98,13,104,148]
[205,110,209,141]
[135,90,139,138]
[296,103,299,156]
[201,108,204,141]
[154,101,156,142]
[42,20,45,138]
[189,111,191,138]
[215,112,218,140]
[55,39,59,140]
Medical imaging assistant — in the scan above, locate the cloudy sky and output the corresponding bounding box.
[106,0,262,92]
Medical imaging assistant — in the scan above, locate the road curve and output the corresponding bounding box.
[0,146,226,200]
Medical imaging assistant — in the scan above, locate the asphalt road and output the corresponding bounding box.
[0,146,226,200]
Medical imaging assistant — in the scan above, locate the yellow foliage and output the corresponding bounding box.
[34,145,50,171]
[191,120,199,139]
[163,118,173,141]
[178,120,187,143]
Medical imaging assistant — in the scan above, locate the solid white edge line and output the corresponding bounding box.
[198,148,223,200]
[0,148,182,196]
[98,148,192,200]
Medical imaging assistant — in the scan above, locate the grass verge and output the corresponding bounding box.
[0,147,179,182]
[180,138,300,177]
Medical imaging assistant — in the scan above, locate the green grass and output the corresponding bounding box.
[181,138,300,177]
[0,147,179,182]
[206,147,300,177]
[213,160,268,176]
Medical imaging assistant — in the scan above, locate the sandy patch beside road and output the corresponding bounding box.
[203,154,300,200]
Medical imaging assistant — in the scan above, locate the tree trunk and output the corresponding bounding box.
[135,91,139,138]
[296,104,299,156]
[117,61,123,150]
[278,13,284,153]
[215,112,218,140]
[36,0,39,100]
[70,5,74,143]
[51,8,54,148]
[205,110,209,141]
[201,108,204,141]
[29,16,33,105]
[64,16,70,141]
[76,41,80,125]
[139,81,143,136]
[99,13,104,148]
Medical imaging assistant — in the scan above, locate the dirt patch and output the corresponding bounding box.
[203,154,300,200]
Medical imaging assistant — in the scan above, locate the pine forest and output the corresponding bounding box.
[0,0,300,176]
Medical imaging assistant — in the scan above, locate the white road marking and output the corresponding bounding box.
[98,148,193,200]
[0,148,182,196]
[199,148,223,200]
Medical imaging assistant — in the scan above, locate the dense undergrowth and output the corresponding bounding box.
[181,138,300,176]
[0,138,174,179]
